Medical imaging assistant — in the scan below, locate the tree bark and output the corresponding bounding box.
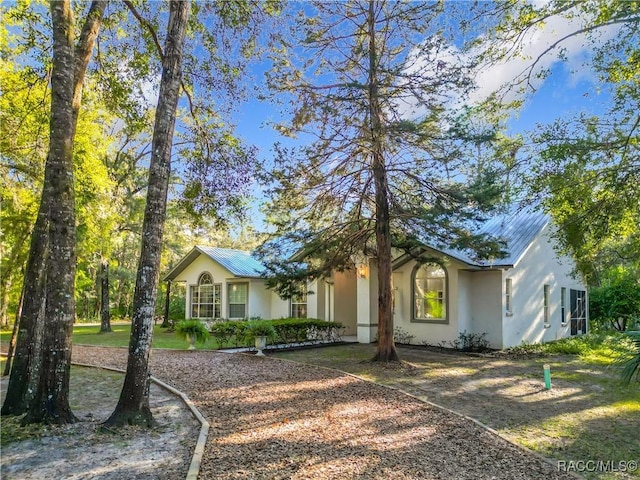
[104,0,190,427]
[2,0,108,423]
[99,259,112,333]
[2,286,24,377]
[22,0,80,424]
[367,0,398,363]
[1,186,50,416]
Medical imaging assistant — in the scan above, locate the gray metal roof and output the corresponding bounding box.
[436,207,549,268]
[164,246,265,281]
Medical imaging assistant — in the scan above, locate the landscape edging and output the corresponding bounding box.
[71,361,209,480]
[266,354,584,480]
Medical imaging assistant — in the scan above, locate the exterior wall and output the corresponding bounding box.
[501,224,587,348]
[174,253,286,320]
[333,269,357,335]
[391,257,465,347]
[468,270,503,348]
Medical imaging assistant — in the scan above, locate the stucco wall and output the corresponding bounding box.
[469,270,503,348]
[501,224,586,348]
[333,269,357,335]
[173,253,287,320]
[391,258,461,347]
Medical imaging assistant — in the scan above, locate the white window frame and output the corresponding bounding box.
[228,282,249,319]
[543,284,551,327]
[505,278,513,316]
[560,287,567,325]
[290,285,308,318]
[190,272,221,319]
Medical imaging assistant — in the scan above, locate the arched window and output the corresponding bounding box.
[190,272,221,319]
[413,262,447,322]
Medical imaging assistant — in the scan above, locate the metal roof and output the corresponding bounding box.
[436,207,549,268]
[164,246,265,281]
[197,246,265,277]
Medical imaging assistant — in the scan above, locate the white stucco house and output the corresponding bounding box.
[165,209,588,349]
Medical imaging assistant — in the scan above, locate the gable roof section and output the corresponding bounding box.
[395,207,549,269]
[164,245,265,281]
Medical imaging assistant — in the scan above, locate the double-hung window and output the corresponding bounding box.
[228,283,248,319]
[413,263,447,322]
[291,285,308,318]
[505,278,513,315]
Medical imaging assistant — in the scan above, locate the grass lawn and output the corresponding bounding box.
[273,336,640,480]
[0,359,125,446]
[1,323,220,351]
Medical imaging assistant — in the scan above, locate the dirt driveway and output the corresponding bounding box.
[274,344,640,479]
[66,346,580,480]
[3,345,636,479]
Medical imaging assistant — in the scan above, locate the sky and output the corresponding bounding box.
[225,3,617,231]
[232,3,614,158]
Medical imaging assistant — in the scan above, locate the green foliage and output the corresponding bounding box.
[209,318,343,348]
[508,332,636,365]
[589,267,640,331]
[246,320,276,339]
[449,331,490,352]
[175,320,210,346]
[393,327,415,345]
[484,1,640,286]
[258,1,511,299]
[620,332,640,385]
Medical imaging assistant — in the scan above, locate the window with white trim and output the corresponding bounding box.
[291,285,307,318]
[413,263,447,322]
[228,283,248,319]
[190,273,221,319]
[543,284,550,326]
[561,287,567,324]
[505,278,513,314]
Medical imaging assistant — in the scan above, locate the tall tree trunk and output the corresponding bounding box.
[22,0,80,424]
[104,0,190,427]
[2,286,24,377]
[367,0,398,362]
[1,205,49,415]
[99,259,112,333]
[161,281,171,328]
[2,0,107,422]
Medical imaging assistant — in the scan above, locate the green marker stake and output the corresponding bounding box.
[543,364,551,390]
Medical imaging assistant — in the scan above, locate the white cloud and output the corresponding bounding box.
[470,6,619,104]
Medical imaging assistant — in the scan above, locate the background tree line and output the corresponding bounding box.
[0,0,637,425]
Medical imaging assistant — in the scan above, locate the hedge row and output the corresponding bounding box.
[208,318,343,349]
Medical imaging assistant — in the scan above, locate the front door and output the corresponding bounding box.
[570,289,587,335]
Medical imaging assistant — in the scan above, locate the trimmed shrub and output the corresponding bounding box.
[209,318,343,348]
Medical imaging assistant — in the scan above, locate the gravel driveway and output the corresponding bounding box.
[71,346,575,480]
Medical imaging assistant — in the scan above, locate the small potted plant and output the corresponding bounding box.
[175,319,209,350]
[246,320,275,356]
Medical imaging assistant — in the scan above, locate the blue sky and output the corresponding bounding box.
[225,4,616,232]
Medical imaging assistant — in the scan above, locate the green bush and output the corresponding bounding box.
[247,320,276,339]
[209,318,343,348]
[508,332,636,365]
[589,268,640,332]
[175,320,209,347]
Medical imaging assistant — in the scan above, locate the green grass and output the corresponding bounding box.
[507,332,636,365]
[0,362,125,446]
[0,324,221,350]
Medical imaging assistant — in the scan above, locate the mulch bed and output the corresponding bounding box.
[72,346,575,480]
